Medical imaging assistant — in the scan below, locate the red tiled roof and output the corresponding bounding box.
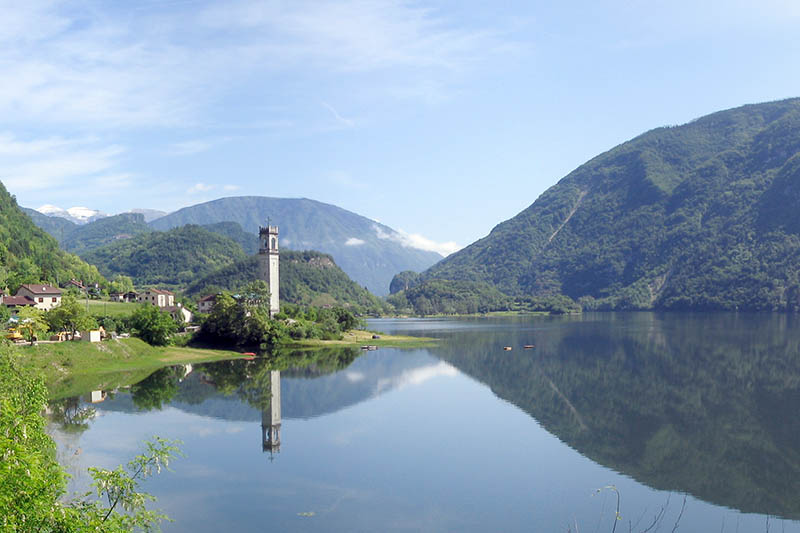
[20,284,62,295]
[146,288,174,295]
[4,295,35,306]
[199,294,217,302]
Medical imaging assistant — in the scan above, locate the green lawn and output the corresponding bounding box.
[17,338,242,400]
[84,299,139,317]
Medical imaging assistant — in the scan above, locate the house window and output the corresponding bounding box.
[52,297,57,302]
[38,297,43,303]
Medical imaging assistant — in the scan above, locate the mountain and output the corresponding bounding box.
[185,250,389,314]
[35,204,107,224]
[419,98,800,311]
[127,208,167,223]
[82,225,247,288]
[0,182,104,291]
[201,222,259,254]
[61,213,153,255]
[149,196,443,295]
[21,207,77,243]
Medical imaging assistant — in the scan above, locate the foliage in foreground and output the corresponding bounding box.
[0,346,179,531]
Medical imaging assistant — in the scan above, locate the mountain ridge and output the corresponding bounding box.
[417,97,800,311]
[149,196,443,295]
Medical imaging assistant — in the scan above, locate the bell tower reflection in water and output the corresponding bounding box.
[260,370,281,457]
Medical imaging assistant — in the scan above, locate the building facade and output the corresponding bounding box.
[137,288,174,308]
[16,284,62,311]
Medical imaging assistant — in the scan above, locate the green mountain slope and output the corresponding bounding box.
[82,225,247,288]
[62,213,153,254]
[1,183,104,290]
[149,196,442,295]
[21,207,77,243]
[185,250,388,314]
[201,222,259,254]
[421,98,800,311]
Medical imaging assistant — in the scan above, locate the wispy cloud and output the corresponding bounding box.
[345,237,365,246]
[222,184,240,191]
[321,102,355,128]
[168,139,215,156]
[0,133,126,193]
[374,224,460,256]
[187,182,215,193]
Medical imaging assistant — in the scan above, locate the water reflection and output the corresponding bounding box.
[47,314,800,530]
[384,313,800,519]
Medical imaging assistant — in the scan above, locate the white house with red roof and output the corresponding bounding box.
[137,288,175,308]
[16,284,62,311]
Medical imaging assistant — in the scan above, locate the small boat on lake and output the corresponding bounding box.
[524,345,535,349]
[503,346,512,351]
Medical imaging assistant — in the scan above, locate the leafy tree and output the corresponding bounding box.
[45,293,97,337]
[129,305,178,346]
[0,348,179,531]
[15,306,48,344]
[108,274,135,295]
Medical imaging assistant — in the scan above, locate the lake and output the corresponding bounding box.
[48,313,800,532]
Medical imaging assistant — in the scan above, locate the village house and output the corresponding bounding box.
[165,305,193,324]
[110,291,138,303]
[198,294,217,313]
[16,284,62,311]
[137,288,174,308]
[3,295,35,315]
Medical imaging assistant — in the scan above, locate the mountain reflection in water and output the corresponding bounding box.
[46,314,800,531]
[380,313,800,519]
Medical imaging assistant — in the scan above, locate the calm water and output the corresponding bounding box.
[48,313,800,532]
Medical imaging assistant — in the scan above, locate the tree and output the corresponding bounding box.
[108,274,134,295]
[45,294,97,338]
[1,348,179,531]
[129,305,178,346]
[15,306,48,344]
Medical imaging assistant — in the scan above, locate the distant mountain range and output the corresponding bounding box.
[413,97,800,311]
[25,197,443,295]
[150,197,444,296]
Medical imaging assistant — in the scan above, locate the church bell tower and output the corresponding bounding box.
[258,224,280,317]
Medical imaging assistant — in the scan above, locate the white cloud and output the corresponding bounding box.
[168,140,215,156]
[373,224,461,256]
[0,133,127,193]
[345,237,365,246]
[223,184,241,191]
[187,182,215,193]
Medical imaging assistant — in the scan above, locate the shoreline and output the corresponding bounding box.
[18,330,436,399]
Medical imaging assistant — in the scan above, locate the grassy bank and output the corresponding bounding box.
[288,329,436,348]
[18,329,435,399]
[18,338,242,400]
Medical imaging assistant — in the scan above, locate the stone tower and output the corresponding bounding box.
[258,224,280,317]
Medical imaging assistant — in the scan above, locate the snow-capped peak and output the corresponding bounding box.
[35,204,107,224]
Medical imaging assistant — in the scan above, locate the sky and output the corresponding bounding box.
[2,0,800,256]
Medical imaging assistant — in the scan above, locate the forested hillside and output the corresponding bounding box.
[149,196,442,295]
[0,182,104,291]
[186,250,389,314]
[82,225,246,288]
[418,98,800,311]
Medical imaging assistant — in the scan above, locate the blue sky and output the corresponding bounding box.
[2,0,800,255]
